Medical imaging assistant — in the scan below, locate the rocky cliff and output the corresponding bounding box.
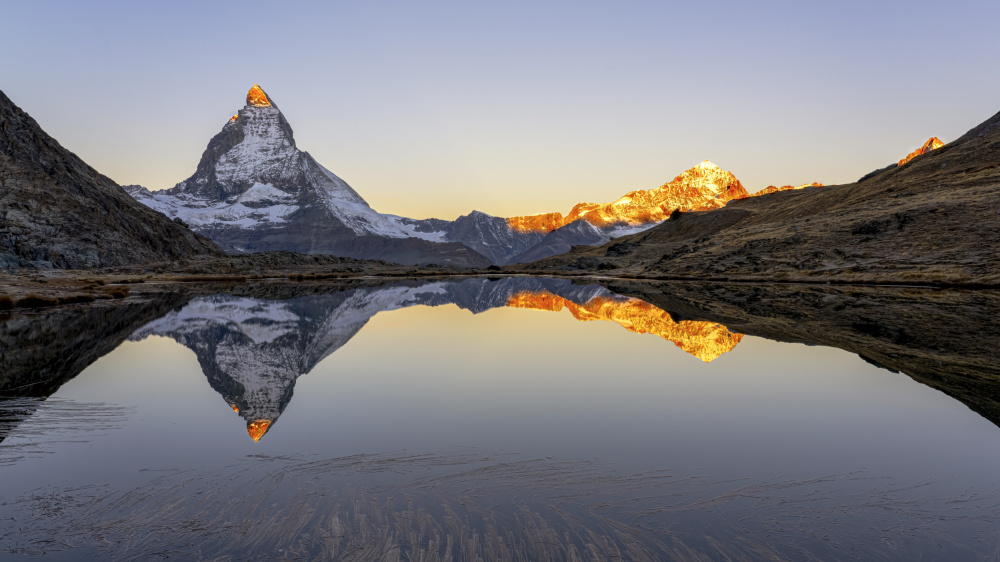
[0,90,223,268]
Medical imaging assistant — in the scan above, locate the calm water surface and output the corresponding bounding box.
[1,278,999,560]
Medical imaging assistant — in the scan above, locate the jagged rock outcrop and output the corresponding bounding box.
[898,137,945,166]
[0,90,223,268]
[749,182,824,197]
[126,86,490,268]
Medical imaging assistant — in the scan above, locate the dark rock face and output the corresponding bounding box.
[510,219,611,264]
[397,211,545,264]
[0,90,223,269]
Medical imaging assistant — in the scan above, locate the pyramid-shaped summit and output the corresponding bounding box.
[246,84,272,107]
[125,85,490,267]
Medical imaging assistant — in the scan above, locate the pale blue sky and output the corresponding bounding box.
[4,0,998,219]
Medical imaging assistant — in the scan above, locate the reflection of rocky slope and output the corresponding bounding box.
[0,297,189,397]
[0,296,190,443]
[506,291,742,362]
[604,280,1000,427]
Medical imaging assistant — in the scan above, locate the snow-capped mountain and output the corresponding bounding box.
[126,85,489,267]
[401,161,752,265]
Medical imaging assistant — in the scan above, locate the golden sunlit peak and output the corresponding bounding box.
[898,137,945,166]
[247,419,272,442]
[246,84,272,107]
[228,114,239,124]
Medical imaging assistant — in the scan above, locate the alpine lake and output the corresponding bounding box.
[1,276,998,561]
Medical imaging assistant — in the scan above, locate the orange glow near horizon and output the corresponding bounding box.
[505,291,743,362]
[247,419,272,442]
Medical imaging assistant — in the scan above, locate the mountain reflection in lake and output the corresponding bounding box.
[1,277,999,560]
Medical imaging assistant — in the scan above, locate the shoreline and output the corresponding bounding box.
[2,266,997,313]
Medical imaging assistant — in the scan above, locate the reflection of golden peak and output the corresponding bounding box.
[247,419,272,442]
[246,84,272,107]
[230,404,240,413]
[506,291,743,362]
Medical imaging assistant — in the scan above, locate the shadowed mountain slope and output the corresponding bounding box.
[0,91,223,268]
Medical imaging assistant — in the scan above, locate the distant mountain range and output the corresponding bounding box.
[123,85,826,266]
[0,83,956,271]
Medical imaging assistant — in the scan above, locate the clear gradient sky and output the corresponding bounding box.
[4,0,999,220]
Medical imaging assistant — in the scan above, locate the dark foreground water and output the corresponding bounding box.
[1,277,999,561]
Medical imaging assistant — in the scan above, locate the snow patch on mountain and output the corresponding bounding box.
[126,183,299,229]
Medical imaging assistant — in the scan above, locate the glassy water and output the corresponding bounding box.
[1,277,999,560]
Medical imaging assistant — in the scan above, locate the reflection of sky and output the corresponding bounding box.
[7,301,1000,502]
[5,2,1000,219]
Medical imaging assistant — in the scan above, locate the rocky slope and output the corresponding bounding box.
[516,112,999,286]
[127,86,490,268]
[0,90,223,268]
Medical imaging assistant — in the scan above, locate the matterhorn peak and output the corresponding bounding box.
[246,84,273,108]
[696,160,721,170]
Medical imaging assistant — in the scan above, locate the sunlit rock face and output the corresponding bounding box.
[750,182,824,197]
[898,137,945,167]
[494,161,753,264]
[246,84,272,107]
[127,278,706,440]
[124,86,490,267]
[510,161,749,234]
[507,212,566,234]
[506,291,743,362]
